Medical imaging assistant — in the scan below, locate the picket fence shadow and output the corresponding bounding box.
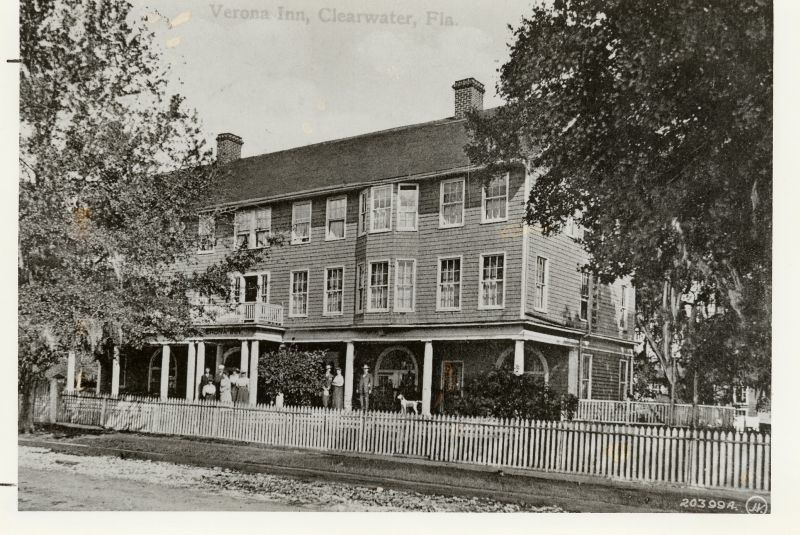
[47,393,770,493]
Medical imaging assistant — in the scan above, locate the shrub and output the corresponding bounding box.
[446,368,565,421]
[257,345,326,406]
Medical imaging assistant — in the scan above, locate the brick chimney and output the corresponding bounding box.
[216,133,243,165]
[452,78,485,119]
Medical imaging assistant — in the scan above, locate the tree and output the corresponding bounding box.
[257,346,326,406]
[466,0,771,405]
[18,0,270,431]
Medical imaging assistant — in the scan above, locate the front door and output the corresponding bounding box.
[244,275,258,302]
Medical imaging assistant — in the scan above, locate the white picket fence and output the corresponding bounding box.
[576,399,739,428]
[47,393,770,493]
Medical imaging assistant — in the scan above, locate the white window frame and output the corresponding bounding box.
[618,359,629,400]
[619,285,628,330]
[323,266,345,316]
[481,173,509,223]
[393,259,417,312]
[291,201,312,245]
[254,207,272,248]
[239,270,271,304]
[369,185,393,233]
[580,353,593,400]
[355,262,366,314]
[198,214,215,253]
[580,272,590,322]
[234,207,272,249]
[439,178,465,228]
[366,260,390,312]
[397,183,419,231]
[234,210,251,249]
[358,190,369,236]
[288,270,309,318]
[478,252,506,310]
[325,196,347,241]
[534,256,549,312]
[436,255,463,311]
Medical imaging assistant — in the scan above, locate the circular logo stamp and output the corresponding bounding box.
[745,495,769,514]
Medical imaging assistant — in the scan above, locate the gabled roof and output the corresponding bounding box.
[208,114,485,208]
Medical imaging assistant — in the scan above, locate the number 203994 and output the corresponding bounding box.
[680,498,738,511]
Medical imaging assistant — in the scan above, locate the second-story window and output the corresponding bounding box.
[368,261,389,311]
[234,211,251,249]
[479,253,505,308]
[394,259,416,312]
[292,201,312,244]
[198,214,215,252]
[358,190,369,235]
[324,267,344,315]
[234,208,271,249]
[618,285,628,330]
[482,174,508,222]
[289,271,309,317]
[370,185,392,232]
[397,184,418,231]
[534,256,549,311]
[255,208,271,247]
[437,257,462,310]
[356,263,366,313]
[326,197,347,241]
[580,272,590,321]
[440,178,464,228]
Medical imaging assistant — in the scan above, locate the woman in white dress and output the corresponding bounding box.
[219,372,233,404]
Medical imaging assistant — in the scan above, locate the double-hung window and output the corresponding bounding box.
[397,184,418,231]
[235,207,272,249]
[534,256,549,311]
[326,197,347,240]
[479,253,505,308]
[254,208,271,247]
[440,178,464,228]
[324,267,344,315]
[618,285,628,330]
[358,190,369,235]
[482,174,508,222]
[368,261,389,311]
[289,271,309,317]
[618,359,629,400]
[437,257,462,310]
[355,263,366,313]
[291,201,312,244]
[370,185,392,232]
[234,211,251,249]
[580,354,593,399]
[580,272,590,321]
[198,214,215,252]
[259,273,270,303]
[394,259,416,312]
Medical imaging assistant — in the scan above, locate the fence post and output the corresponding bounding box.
[48,378,60,424]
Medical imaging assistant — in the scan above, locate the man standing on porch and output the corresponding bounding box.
[359,364,373,411]
[322,364,333,408]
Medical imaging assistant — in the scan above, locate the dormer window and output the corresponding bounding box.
[234,207,272,249]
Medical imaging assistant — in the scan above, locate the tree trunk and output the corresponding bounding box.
[18,377,37,434]
[662,281,675,426]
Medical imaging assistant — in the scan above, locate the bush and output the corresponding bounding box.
[257,345,326,406]
[446,368,566,421]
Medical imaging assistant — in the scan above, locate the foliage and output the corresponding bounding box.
[466,0,771,396]
[18,0,272,430]
[257,346,326,406]
[447,369,565,421]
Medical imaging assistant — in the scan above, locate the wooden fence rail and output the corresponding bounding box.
[42,393,770,493]
[576,399,739,428]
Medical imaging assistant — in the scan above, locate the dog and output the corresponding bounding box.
[397,394,422,414]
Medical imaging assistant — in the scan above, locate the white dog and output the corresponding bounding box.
[397,394,422,414]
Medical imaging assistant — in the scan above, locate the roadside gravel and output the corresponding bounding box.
[19,446,564,512]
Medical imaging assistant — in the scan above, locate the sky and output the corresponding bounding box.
[134,0,536,157]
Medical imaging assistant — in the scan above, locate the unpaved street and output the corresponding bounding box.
[18,446,563,512]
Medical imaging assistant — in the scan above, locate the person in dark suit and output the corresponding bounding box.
[359,364,373,411]
[213,365,225,400]
[199,368,213,400]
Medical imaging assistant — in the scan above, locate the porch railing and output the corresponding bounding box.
[193,302,284,326]
[576,399,738,428]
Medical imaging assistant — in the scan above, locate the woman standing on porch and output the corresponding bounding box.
[219,371,232,404]
[235,371,250,404]
[331,367,344,410]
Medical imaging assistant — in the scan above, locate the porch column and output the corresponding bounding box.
[344,342,354,411]
[111,346,120,397]
[249,340,259,406]
[160,344,170,400]
[186,342,196,401]
[240,340,250,374]
[567,348,579,396]
[66,351,76,393]
[513,339,525,376]
[195,342,206,400]
[215,344,224,369]
[95,361,102,395]
[422,341,433,416]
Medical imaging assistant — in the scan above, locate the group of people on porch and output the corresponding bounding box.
[321,363,373,410]
[198,365,250,404]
